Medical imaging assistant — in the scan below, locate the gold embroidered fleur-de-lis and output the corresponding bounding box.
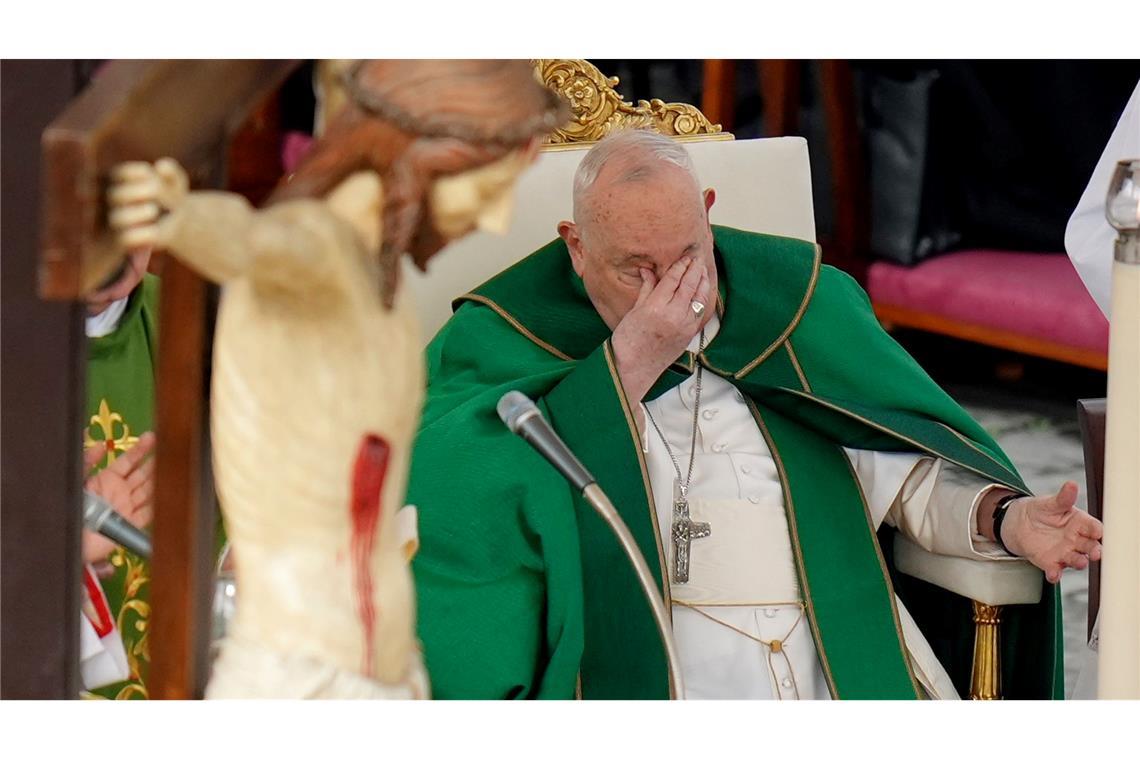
[84,399,139,464]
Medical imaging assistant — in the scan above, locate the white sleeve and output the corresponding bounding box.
[844,448,1018,560]
[1064,79,1140,318]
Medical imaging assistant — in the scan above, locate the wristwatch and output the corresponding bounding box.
[991,493,1021,555]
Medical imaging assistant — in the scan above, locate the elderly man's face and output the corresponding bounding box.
[85,249,152,316]
[561,164,717,330]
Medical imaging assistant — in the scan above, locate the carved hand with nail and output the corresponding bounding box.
[107,158,190,253]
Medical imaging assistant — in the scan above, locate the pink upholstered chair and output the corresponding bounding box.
[868,251,1109,371]
[736,60,1111,372]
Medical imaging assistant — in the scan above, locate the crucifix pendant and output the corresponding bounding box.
[670,480,711,584]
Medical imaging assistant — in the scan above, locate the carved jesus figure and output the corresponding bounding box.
[107,60,565,698]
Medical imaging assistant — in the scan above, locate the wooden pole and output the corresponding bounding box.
[818,60,869,284]
[758,60,800,137]
[1,59,87,699]
[701,60,736,132]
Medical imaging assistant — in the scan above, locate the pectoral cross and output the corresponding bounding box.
[671,484,711,584]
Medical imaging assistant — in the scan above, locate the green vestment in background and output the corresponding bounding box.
[84,274,159,700]
[409,227,1062,700]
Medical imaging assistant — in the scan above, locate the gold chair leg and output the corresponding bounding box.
[970,601,1002,700]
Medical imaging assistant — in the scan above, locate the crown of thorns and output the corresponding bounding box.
[342,61,569,147]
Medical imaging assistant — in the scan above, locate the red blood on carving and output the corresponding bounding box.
[351,433,390,676]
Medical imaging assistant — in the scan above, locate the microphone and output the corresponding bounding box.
[496,391,594,492]
[496,390,686,698]
[83,490,152,559]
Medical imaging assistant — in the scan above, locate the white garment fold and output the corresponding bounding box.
[84,296,129,338]
[1065,79,1140,318]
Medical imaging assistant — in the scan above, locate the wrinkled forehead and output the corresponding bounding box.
[586,172,706,250]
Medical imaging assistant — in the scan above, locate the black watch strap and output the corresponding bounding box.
[991,493,1020,555]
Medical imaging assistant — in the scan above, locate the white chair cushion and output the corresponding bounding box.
[893,533,1044,606]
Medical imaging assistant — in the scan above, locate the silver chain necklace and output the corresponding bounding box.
[644,329,711,584]
[645,329,706,498]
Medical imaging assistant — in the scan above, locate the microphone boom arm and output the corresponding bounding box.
[497,390,685,697]
[580,482,686,699]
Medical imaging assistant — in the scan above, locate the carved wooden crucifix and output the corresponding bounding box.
[36,59,299,699]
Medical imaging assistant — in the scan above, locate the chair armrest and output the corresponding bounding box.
[893,533,1043,606]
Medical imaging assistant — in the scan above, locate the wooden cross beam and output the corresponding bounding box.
[41,59,300,300]
[38,59,299,699]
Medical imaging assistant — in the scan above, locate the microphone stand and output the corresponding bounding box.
[581,482,686,699]
[498,390,685,698]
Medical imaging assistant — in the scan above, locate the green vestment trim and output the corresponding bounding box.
[409,227,1062,700]
[84,274,160,700]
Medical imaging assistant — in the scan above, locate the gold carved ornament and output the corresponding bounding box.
[532,59,732,147]
[84,398,139,465]
[970,601,1002,700]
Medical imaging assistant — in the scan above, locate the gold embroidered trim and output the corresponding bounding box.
[781,389,1025,493]
[457,293,573,361]
[695,292,731,376]
[746,399,840,699]
[669,599,803,608]
[734,244,822,379]
[698,353,734,377]
[839,453,924,698]
[672,352,696,374]
[113,683,148,700]
[937,422,1022,485]
[601,340,676,699]
[785,339,812,393]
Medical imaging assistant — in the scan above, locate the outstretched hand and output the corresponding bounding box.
[83,432,157,565]
[999,481,1103,584]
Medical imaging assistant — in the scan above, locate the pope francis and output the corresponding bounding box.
[408,129,1103,700]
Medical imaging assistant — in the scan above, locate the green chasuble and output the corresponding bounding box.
[84,274,160,700]
[408,227,1063,700]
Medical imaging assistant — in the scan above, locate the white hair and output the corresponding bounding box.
[572,129,700,224]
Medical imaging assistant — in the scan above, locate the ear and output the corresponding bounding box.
[558,220,587,276]
[703,187,717,217]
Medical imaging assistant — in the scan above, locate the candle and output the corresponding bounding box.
[1098,159,1140,699]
